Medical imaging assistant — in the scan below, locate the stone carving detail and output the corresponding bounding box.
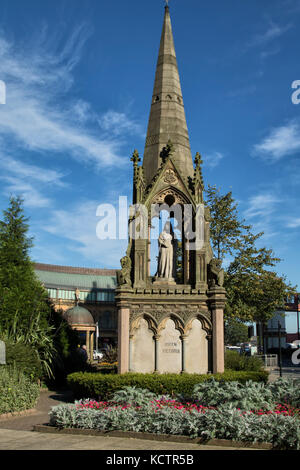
[129,307,212,334]
[208,258,224,288]
[117,256,132,287]
[157,223,174,280]
[163,169,178,185]
[145,135,160,146]
[152,189,187,205]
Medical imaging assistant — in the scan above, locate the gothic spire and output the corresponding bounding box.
[142,4,194,185]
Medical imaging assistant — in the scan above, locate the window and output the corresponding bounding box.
[99,311,116,330]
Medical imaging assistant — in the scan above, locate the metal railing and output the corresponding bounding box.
[256,354,278,367]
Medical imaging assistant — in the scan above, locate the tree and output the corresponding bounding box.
[205,186,296,326]
[224,318,249,345]
[205,185,250,260]
[0,196,55,377]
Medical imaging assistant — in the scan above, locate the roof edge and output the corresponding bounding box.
[34,263,117,276]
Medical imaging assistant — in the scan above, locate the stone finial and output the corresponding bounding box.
[131,149,141,167]
[194,152,203,169]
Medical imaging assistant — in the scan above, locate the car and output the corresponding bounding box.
[93,350,104,360]
[286,343,299,350]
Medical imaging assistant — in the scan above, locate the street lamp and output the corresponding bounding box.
[278,321,282,378]
[297,294,300,342]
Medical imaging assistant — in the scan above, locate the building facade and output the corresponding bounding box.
[35,263,118,348]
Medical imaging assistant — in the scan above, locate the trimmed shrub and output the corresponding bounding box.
[67,370,269,401]
[0,365,40,415]
[225,350,264,372]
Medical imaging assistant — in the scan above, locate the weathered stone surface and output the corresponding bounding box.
[0,341,5,365]
[185,319,208,374]
[115,6,226,377]
[142,6,194,185]
[157,318,181,373]
[130,318,155,373]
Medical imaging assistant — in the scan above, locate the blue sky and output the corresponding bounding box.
[0,0,300,329]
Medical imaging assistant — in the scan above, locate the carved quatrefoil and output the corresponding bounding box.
[163,169,178,185]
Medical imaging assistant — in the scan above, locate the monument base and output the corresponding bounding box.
[153,277,176,286]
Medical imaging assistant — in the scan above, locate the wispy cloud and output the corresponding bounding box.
[286,217,300,228]
[43,199,127,268]
[0,149,67,208]
[244,193,281,219]
[227,85,257,98]
[253,120,300,161]
[99,111,144,137]
[203,151,224,169]
[0,25,142,172]
[247,21,293,48]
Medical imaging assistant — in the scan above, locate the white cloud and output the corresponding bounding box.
[0,26,142,171]
[248,21,293,48]
[99,111,143,137]
[0,150,67,208]
[43,200,127,268]
[244,193,281,219]
[203,151,224,168]
[227,85,257,98]
[286,218,300,228]
[253,120,300,160]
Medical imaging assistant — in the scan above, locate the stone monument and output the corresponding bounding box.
[0,340,6,365]
[116,5,226,375]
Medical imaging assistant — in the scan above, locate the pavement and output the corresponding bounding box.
[0,366,299,451]
[267,365,300,382]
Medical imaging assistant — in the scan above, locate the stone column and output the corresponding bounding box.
[212,308,224,374]
[181,334,188,373]
[207,333,213,373]
[209,287,226,374]
[90,330,95,361]
[129,334,134,372]
[118,308,130,374]
[86,330,90,360]
[154,334,160,372]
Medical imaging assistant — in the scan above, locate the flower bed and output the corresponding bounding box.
[49,377,300,450]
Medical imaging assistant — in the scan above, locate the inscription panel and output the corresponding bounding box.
[158,319,181,373]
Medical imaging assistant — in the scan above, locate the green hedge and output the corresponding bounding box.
[67,370,269,400]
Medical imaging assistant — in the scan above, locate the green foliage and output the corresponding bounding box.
[4,340,42,382]
[45,307,82,385]
[102,345,118,364]
[49,378,300,449]
[191,378,274,410]
[0,197,56,378]
[205,185,249,261]
[225,350,264,372]
[112,386,158,407]
[268,377,300,408]
[0,365,40,415]
[66,370,269,401]
[205,186,296,323]
[224,319,249,345]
